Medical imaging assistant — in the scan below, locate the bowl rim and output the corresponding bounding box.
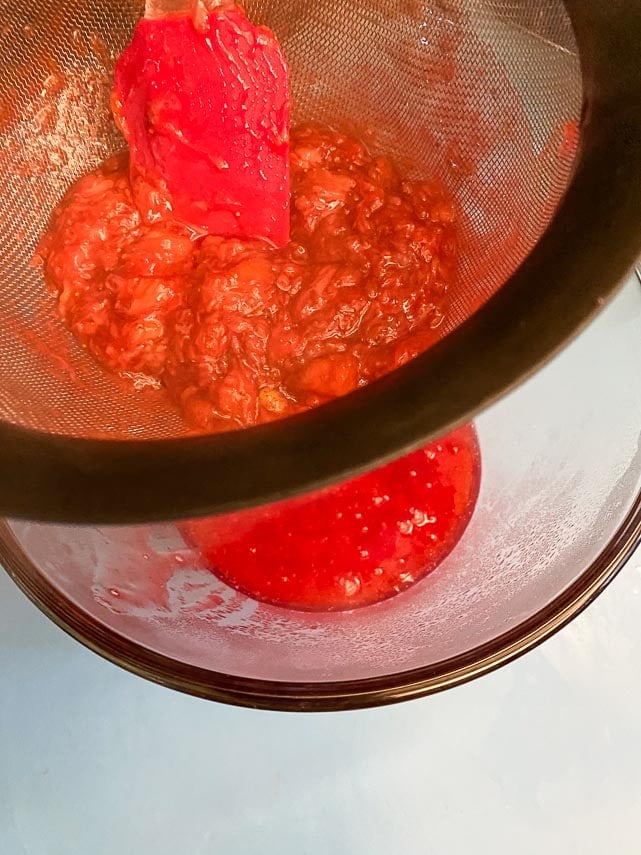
[1,0,641,524]
[2,478,640,711]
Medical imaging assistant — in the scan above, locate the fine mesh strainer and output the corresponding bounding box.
[0,0,640,522]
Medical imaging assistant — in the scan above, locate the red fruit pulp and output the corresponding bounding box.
[183,424,480,611]
[112,3,290,246]
[36,125,457,433]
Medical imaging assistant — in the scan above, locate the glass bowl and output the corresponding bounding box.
[3,273,641,711]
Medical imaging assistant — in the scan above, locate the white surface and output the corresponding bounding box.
[3,277,641,854]
[3,562,641,854]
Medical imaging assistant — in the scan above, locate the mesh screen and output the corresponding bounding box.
[0,0,581,438]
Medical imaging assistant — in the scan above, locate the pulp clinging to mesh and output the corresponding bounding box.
[35,3,458,433]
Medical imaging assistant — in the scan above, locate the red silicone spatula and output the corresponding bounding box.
[112,0,291,246]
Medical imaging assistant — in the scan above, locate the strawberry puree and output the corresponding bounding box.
[184,424,480,611]
[36,124,457,432]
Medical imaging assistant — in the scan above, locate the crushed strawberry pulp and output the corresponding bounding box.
[37,123,457,431]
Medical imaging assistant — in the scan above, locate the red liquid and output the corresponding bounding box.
[112,4,291,246]
[183,424,480,611]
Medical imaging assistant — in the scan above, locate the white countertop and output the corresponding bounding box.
[3,557,641,854]
[3,280,641,854]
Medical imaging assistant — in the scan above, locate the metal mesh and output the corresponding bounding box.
[0,0,581,438]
